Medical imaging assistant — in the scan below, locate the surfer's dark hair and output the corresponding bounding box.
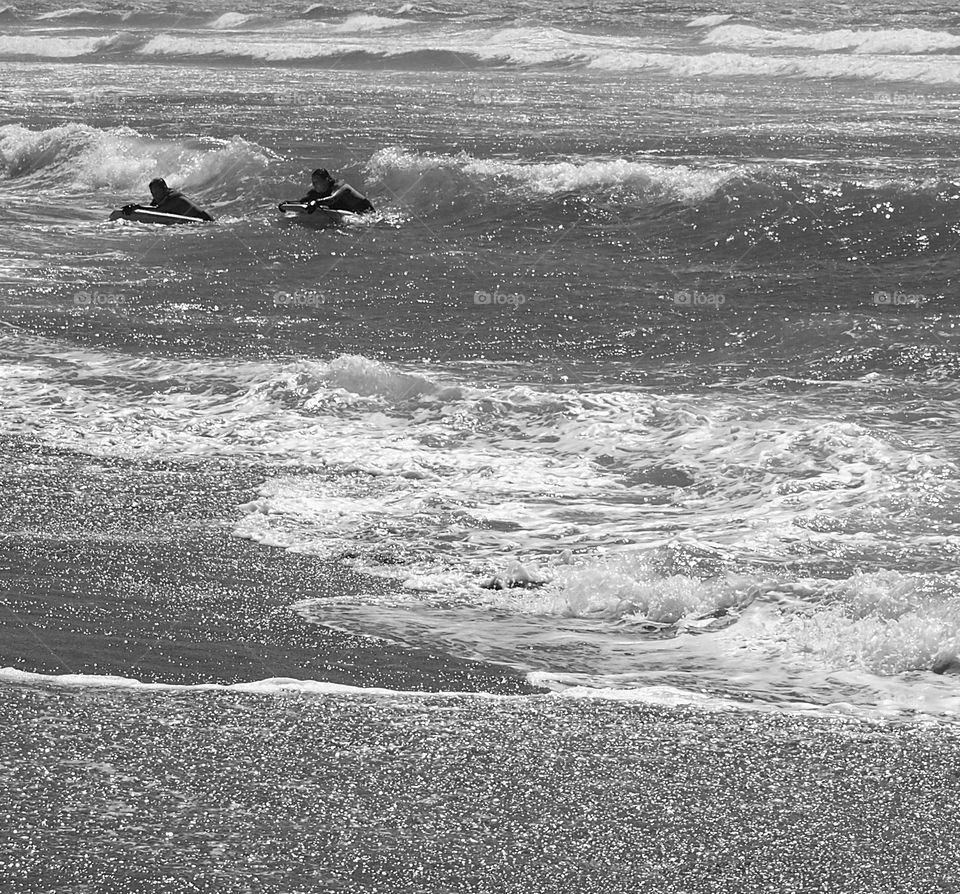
[312,168,332,180]
[149,178,169,192]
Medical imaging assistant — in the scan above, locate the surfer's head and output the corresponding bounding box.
[311,168,335,195]
[149,178,170,202]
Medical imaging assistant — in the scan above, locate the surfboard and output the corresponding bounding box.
[277,202,361,229]
[108,208,208,226]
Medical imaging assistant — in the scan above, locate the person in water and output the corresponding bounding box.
[122,178,214,221]
[293,168,374,214]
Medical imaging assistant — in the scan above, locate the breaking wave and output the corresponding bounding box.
[702,24,960,55]
[8,19,960,82]
[365,147,743,205]
[0,123,275,195]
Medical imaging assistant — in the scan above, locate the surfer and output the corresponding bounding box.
[291,168,374,214]
[122,178,214,221]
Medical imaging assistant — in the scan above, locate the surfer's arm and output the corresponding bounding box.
[311,186,351,206]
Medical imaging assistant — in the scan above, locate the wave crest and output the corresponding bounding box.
[323,354,460,401]
[206,12,265,29]
[366,147,741,207]
[0,123,275,194]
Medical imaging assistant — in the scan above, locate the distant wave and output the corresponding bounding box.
[687,14,734,28]
[703,24,960,55]
[35,6,114,21]
[32,8,208,26]
[135,36,473,65]
[301,3,343,19]
[205,12,268,29]
[587,49,960,84]
[366,147,743,206]
[10,21,960,83]
[0,123,275,194]
[132,25,627,67]
[24,8,441,32]
[301,1,447,20]
[118,10,193,26]
[330,13,416,32]
[0,33,120,57]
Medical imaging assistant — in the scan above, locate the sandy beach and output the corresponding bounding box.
[3,681,959,893]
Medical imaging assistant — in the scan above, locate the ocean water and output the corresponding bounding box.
[2,0,960,732]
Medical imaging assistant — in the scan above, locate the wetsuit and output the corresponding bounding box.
[300,184,374,214]
[150,190,214,221]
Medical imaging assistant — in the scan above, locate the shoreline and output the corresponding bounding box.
[3,438,959,893]
[0,439,534,694]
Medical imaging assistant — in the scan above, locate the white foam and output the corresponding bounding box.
[8,664,950,724]
[0,34,112,57]
[498,554,759,623]
[0,666,778,716]
[531,674,956,725]
[771,570,960,676]
[324,353,461,400]
[0,666,498,699]
[533,676,752,710]
[703,24,960,55]
[4,340,959,722]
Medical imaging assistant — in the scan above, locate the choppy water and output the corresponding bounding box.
[2,0,959,723]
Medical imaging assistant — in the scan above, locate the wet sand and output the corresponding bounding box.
[2,683,959,893]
